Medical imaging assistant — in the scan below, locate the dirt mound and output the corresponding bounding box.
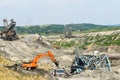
[108,45,120,53]
[86,43,108,52]
[0,34,63,62]
[6,64,48,75]
[86,43,120,53]
[0,55,46,80]
[70,70,120,80]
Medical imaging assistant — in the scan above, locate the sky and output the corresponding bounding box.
[0,0,120,26]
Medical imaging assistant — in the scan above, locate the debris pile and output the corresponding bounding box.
[71,54,112,73]
[71,48,112,74]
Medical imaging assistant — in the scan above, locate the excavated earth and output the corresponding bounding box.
[0,34,70,80]
[0,33,120,80]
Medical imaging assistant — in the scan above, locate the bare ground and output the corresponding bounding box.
[0,33,119,80]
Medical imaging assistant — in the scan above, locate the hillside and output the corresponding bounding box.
[0,24,120,80]
[0,23,120,35]
[0,55,46,80]
[50,29,120,53]
[0,30,120,80]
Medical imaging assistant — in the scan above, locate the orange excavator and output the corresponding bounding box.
[22,51,59,70]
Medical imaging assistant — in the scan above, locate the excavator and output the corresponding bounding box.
[7,51,65,76]
[22,51,59,70]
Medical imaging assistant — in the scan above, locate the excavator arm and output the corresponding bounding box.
[22,51,58,69]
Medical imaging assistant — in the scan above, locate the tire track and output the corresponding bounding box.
[6,41,32,59]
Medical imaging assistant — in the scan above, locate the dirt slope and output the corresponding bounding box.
[0,55,46,80]
[0,32,119,80]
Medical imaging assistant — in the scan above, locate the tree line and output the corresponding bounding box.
[0,23,120,35]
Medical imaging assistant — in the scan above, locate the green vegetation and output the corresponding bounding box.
[81,26,120,33]
[79,33,120,49]
[0,23,120,49]
[59,40,76,47]
[55,33,120,50]
[0,55,46,80]
[0,23,120,35]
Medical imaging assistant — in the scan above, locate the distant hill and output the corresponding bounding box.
[0,23,120,35]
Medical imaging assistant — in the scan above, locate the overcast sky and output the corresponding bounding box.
[0,0,120,26]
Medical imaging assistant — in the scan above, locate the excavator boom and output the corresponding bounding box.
[22,51,58,69]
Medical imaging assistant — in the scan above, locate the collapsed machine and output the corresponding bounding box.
[71,47,112,74]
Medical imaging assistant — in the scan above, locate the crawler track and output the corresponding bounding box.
[6,64,48,75]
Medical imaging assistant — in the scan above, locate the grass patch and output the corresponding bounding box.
[0,55,46,80]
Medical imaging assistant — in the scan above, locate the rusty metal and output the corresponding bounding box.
[109,56,120,66]
[0,19,19,41]
[71,48,112,74]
